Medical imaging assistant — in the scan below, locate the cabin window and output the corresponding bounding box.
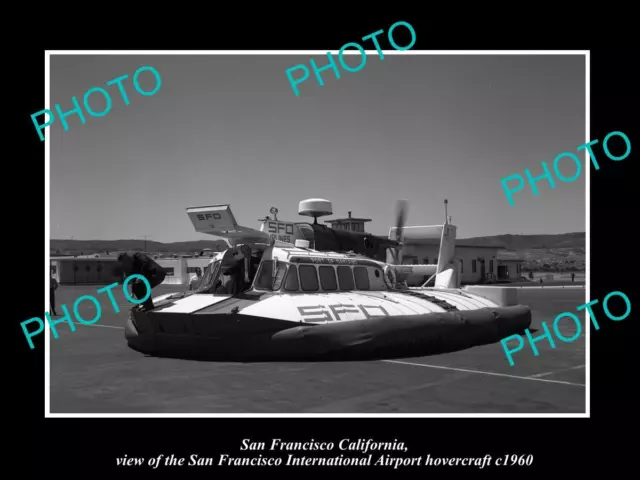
[319,266,337,291]
[299,265,319,292]
[337,266,354,290]
[255,260,273,289]
[164,267,175,276]
[284,265,299,291]
[272,263,288,290]
[354,266,370,290]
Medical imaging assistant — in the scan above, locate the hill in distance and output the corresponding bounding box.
[458,232,585,250]
[459,232,585,272]
[50,232,586,271]
[50,238,229,256]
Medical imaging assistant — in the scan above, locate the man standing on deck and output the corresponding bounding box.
[189,267,202,291]
[117,251,166,310]
[50,272,58,316]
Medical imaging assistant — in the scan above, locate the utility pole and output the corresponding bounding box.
[140,235,151,253]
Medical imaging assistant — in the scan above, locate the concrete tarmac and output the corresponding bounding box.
[48,284,587,414]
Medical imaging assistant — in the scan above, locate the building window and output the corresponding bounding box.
[187,266,203,273]
[164,267,175,276]
[489,260,494,273]
[472,260,477,273]
[402,256,417,265]
[422,257,429,264]
[337,266,354,291]
[460,260,464,273]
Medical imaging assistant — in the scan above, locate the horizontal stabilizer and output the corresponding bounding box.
[186,204,270,245]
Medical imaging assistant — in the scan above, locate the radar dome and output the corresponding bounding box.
[298,198,333,219]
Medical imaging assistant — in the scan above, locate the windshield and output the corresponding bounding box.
[254,260,287,291]
[194,260,221,293]
[255,260,273,289]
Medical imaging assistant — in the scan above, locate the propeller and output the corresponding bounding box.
[390,200,408,264]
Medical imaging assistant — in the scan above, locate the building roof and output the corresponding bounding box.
[373,236,503,249]
[327,211,372,223]
[50,256,118,261]
[328,217,372,223]
[496,251,525,261]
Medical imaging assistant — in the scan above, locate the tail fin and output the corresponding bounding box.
[433,222,459,288]
[436,222,457,274]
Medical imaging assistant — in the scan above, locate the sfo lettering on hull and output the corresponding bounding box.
[500,131,632,207]
[286,21,417,97]
[31,66,162,141]
[297,303,390,323]
[22,274,152,349]
[500,290,631,366]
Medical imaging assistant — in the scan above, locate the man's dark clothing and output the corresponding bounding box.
[222,262,247,295]
[50,277,58,315]
[119,252,166,310]
[50,289,56,315]
[249,255,261,280]
[50,289,57,315]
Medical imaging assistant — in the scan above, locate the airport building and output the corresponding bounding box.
[50,255,214,286]
[393,241,523,284]
[50,256,122,285]
[326,211,371,233]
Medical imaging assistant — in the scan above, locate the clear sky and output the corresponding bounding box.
[49,53,586,243]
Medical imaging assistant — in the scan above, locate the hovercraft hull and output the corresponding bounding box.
[125,305,531,362]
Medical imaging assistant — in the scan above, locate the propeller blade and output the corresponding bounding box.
[395,200,408,264]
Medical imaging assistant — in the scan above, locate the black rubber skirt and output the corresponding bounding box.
[125,305,531,362]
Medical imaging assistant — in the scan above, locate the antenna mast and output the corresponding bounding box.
[444,199,448,224]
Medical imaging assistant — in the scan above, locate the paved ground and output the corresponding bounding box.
[48,284,587,414]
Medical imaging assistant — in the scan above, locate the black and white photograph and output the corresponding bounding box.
[44,51,588,416]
